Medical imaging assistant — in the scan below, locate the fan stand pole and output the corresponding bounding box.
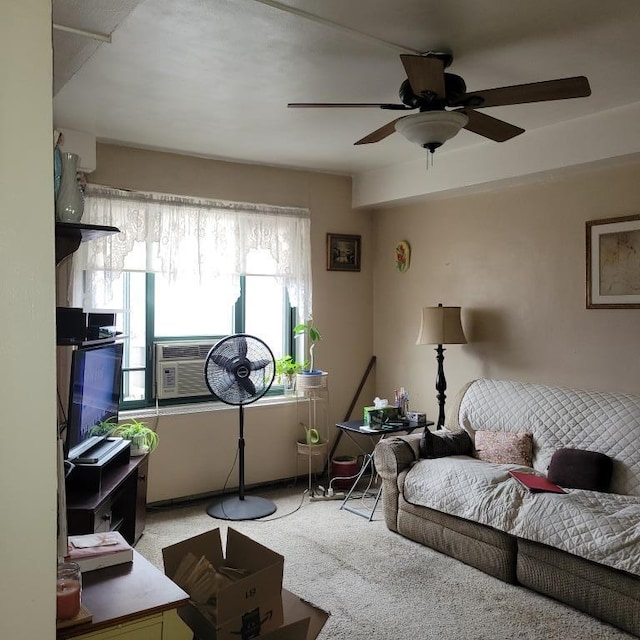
[206,404,277,521]
[238,404,245,501]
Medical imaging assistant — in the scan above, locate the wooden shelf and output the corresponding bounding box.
[55,222,120,265]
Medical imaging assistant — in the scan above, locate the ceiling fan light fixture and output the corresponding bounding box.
[394,110,468,152]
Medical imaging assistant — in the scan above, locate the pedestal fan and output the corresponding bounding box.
[204,333,276,520]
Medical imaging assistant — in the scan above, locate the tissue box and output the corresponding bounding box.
[363,405,400,424]
[366,407,401,428]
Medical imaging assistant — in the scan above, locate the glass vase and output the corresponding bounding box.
[55,152,84,222]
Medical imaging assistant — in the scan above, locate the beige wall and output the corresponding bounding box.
[372,160,640,424]
[88,144,375,502]
[1,0,57,637]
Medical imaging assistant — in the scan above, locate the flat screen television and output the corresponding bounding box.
[65,341,124,461]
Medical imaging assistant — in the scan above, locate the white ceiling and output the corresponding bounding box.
[52,0,640,201]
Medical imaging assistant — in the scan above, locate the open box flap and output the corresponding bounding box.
[162,528,225,579]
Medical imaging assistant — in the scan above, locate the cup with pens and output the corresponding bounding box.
[394,387,409,416]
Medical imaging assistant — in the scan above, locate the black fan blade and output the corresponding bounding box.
[354,117,404,145]
[238,335,247,359]
[288,102,411,111]
[238,376,256,396]
[249,358,272,371]
[218,372,236,393]
[210,353,235,371]
[400,54,446,98]
[458,109,525,142]
[453,76,591,109]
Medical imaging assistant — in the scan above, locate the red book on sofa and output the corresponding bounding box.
[509,470,566,494]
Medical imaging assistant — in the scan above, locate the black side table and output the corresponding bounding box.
[335,419,432,520]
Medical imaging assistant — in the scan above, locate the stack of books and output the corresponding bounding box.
[66,531,133,572]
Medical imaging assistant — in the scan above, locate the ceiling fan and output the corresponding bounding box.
[288,52,591,153]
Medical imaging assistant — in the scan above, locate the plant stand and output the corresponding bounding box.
[296,373,329,493]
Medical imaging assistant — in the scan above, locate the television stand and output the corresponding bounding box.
[66,452,148,545]
[67,438,131,494]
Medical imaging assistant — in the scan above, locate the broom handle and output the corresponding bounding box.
[327,355,377,466]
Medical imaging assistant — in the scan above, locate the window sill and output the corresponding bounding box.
[120,394,302,420]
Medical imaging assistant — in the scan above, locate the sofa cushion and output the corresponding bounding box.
[474,430,533,467]
[403,456,640,577]
[419,429,473,459]
[547,448,613,492]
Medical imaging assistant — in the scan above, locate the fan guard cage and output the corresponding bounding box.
[204,334,275,405]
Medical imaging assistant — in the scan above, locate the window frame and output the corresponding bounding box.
[119,272,297,410]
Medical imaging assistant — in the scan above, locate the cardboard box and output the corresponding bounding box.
[163,528,284,640]
[265,590,329,640]
[162,528,329,640]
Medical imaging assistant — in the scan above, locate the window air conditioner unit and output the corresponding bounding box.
[154,341,216,400]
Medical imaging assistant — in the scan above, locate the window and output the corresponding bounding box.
[71,186,311,408]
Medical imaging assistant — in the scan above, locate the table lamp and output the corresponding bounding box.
[416,303,467,429]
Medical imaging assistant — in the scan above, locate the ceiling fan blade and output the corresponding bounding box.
[400,54,445,98]
[354,117,404,145]
[456,76,591,109]
[458,109,525,142]
[288,102,410,111]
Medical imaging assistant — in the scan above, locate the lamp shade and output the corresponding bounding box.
[416,306,467,345]
[395,111,468,151]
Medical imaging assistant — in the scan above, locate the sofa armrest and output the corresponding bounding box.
[374,433,421,480]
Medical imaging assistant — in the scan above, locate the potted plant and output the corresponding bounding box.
[87,418,119,438]
[294,317,327,390]
[296,421,328,456]
[108,418,159,456]
[275,355,304,395]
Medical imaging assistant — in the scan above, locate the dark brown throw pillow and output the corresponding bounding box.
[420,429,473,459]
[547,448,613,492]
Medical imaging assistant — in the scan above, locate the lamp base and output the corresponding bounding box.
[206,495,276,521]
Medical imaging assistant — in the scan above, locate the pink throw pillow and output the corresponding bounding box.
[474,430,533,467]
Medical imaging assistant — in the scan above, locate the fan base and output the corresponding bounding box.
[206,495,277,521]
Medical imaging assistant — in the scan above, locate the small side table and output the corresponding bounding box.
[335,419,432,521]
[56,551,190,640]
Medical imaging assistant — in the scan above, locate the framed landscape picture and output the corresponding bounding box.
[327,233,361,272]
[586,214,640,308]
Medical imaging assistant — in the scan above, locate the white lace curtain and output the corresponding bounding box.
[72,185,312,320]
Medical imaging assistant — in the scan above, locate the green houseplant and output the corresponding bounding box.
[89,418,158,456]
[109,418,159,456]
[294,317,322,373]
[294,317,328,391]
[275,355,304,394]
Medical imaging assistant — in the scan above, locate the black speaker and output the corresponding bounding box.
[56,307,86,344]
[86,312,117,339]
[87,312,116,329]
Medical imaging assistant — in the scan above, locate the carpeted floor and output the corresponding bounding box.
[135,483,634,639]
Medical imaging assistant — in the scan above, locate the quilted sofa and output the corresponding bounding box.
[374,378,640,636]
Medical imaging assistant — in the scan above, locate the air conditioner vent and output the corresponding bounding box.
[154,341,217,399]
[159,343,214,360]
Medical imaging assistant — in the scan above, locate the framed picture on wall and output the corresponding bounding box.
[327,233,361,272]
[586,214,640,308]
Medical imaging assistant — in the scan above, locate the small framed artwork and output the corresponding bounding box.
[586,214,640,308]
[395,240,411,272]
[327,233,361,272]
